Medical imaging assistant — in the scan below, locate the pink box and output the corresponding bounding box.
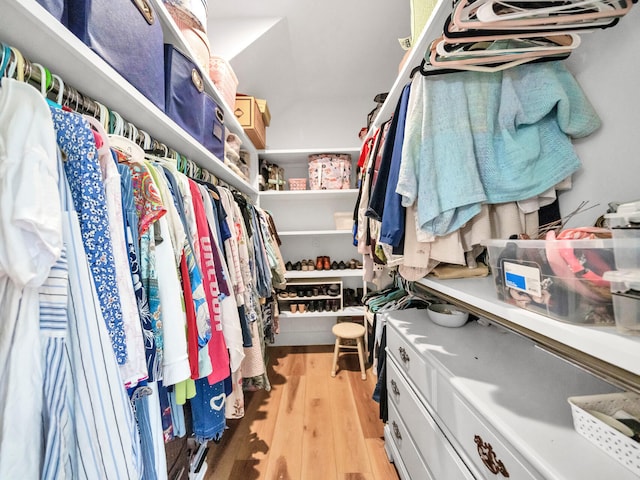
[209,56,239,110]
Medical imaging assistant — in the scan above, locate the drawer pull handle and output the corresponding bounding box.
[392,421,402,440]
[390,379,400,396]
[474,435,510,477]
[398,346,410,364]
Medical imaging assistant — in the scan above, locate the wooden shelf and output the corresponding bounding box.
[150,0,256,155]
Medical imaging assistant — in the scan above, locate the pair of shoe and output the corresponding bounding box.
[301,259,315,271]
[316,256,331,270]
[327,284,340,297]
[348,258,363,269]
[303,299,341,312]
[289,303,307,313]
[342,288,363,307]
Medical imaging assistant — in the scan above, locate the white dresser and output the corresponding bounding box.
[383,309,639,479]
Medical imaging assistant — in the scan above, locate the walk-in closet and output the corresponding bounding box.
[0,0,639,479]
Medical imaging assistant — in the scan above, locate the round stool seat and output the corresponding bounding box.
[332,322,365,339]
[331,322,367,380]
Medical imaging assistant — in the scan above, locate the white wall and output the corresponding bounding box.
[264,95,373,149]
[562,7,640,227]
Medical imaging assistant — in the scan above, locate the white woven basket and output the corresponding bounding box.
[568,392,640,476]
[334,212,352,230]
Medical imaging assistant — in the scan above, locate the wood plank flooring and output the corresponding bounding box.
[205,345,400,480]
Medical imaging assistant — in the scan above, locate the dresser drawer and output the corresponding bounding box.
[386,321,436,404]
[386,402,433,480]
[437,375,540,480]
[388,356,475,480]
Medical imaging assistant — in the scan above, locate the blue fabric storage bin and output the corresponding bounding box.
[67,0,165,111]
[203,94,225,160]
[164,44,206,143]
[35,0,68,25]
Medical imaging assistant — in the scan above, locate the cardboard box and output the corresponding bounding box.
[256,98,271,126]
[234,95,266,149]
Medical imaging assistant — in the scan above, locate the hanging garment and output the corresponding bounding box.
[51,106,129,364]
[0,78,63,480]
[218,188,252,347]
[40,244,73,480]
[197,183,245,374]
[398,61,600,237]
[188,178,230,384]
[92,125,147,387]
[191,377,226,443]
[61,144,143,480]
[116,163,155,374]
[147,163,191,387]
[379,83,412,250]
[134,382,169,480]
[162,167,211,375]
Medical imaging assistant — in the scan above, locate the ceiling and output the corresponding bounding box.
[206,0,411,142]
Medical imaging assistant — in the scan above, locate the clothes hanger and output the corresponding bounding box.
[0,44,12,77]
[452,0,632,30]
[95,101,110,131]
[10,48,24,82]
[441,15,597,42]
[435,33,580,57]
[410,58,464,78]
[108,111,147,164]
[475,0,627,23]
[428,36,574,68]
[451,0,622,31]
[50,74,64,106]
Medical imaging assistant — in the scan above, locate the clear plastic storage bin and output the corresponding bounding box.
[603,270,640,336]
[483,238,616,325]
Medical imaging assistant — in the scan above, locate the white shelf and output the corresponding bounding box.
[0,0,258,197]
[418,276,640,379]
[149,0,257,156]
[367,0,450,135]
[285,269,363,279]
[278,306,365,318]
[260,147,360,164]
[260,189,359,200]
[278,230,352,236]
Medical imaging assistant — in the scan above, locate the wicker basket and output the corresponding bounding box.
[568,392,640,475]
[288,178,307,191]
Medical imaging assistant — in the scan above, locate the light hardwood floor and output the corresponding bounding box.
[205,345,400,480]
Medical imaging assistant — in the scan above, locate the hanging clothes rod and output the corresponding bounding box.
[1,41,223,187]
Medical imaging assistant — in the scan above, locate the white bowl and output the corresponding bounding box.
[427,304,469,328]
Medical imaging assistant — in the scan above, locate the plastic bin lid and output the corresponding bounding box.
[605,210,640,228]
[603,270,640,290]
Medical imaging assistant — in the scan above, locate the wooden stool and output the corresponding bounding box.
[331,322,367,380]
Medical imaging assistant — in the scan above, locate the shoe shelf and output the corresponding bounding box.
[278,306,366,318]
[278,278,343,312]
[285,269,363,279]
